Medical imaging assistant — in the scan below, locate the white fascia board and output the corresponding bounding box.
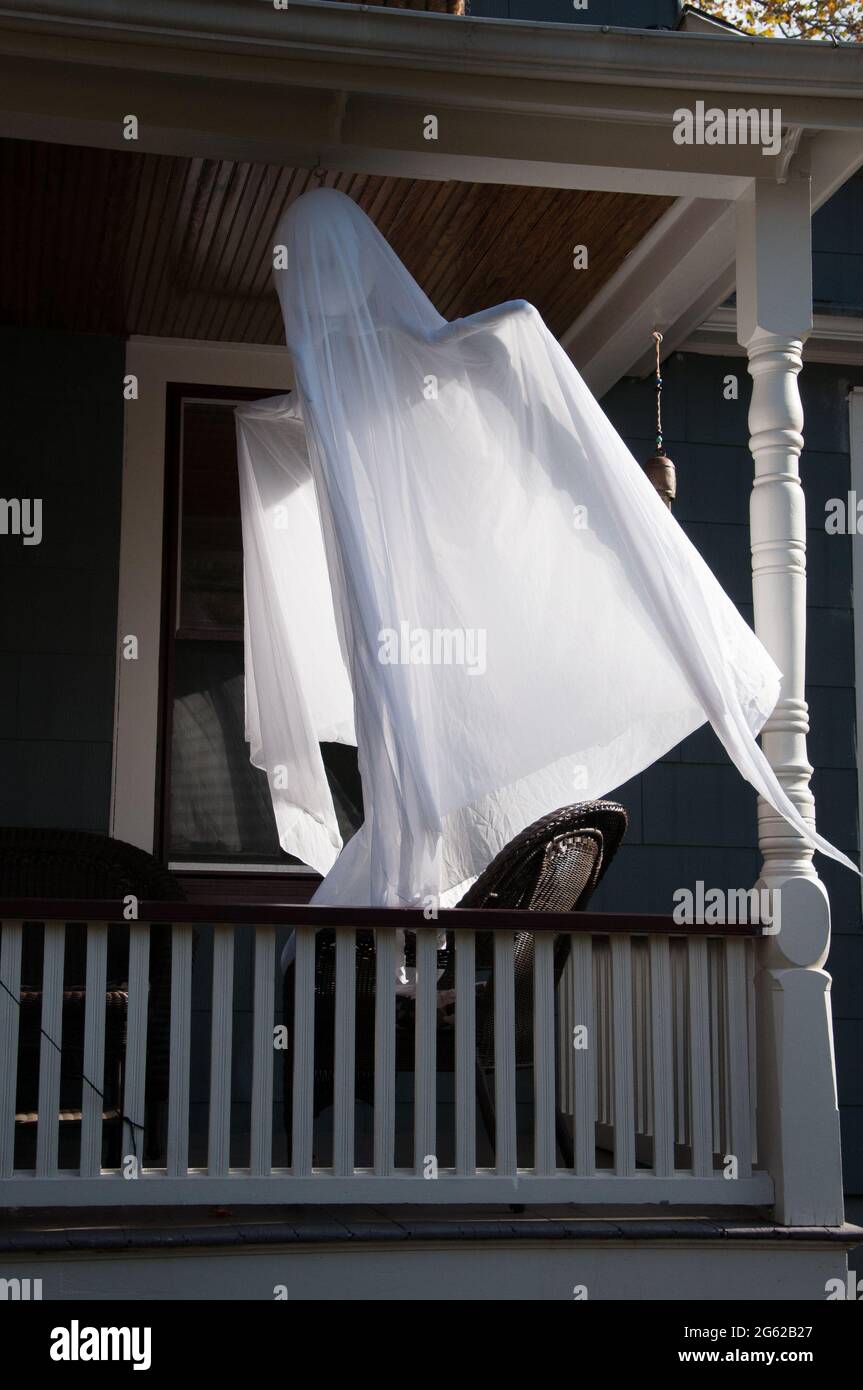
[0,4,860,196]
[0,1,861,103]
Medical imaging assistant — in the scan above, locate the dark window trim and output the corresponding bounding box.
[157,381,321,902]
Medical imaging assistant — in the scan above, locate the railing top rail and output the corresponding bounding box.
[0,899,760,935]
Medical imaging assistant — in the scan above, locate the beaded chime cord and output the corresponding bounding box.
[641,329,676,508]
[653,329,664,456]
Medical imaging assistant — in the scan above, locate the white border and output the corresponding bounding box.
[111,337,293,852]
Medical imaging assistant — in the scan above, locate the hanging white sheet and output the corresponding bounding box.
[236,186,855,910]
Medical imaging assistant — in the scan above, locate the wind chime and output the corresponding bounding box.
[642,330,676,509]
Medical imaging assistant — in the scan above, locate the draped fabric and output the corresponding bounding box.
[236,186,855,911]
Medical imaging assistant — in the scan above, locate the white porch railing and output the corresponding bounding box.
[0,903,771,1206]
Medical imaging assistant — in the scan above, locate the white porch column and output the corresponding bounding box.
[736,175,844,1226]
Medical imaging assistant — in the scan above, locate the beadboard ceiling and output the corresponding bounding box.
[0,137,673,345]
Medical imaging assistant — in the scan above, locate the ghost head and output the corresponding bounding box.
[274,188,379,334]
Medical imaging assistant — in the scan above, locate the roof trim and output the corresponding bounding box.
[0,0,861,102]
[683,305,863,365]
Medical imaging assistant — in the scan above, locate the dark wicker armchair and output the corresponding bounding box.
[283,800,627,1164]
[0,827,185,1165]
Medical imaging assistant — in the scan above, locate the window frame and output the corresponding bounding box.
[112,337,323,903]
[158,382,306,883]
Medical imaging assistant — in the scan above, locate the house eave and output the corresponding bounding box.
[0,2,861,389]
[0,0,861,103]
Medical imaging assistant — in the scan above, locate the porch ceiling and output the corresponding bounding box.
[0,137,672,345]
[0,2,861,389]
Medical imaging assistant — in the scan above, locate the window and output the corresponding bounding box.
[159,386,362,873]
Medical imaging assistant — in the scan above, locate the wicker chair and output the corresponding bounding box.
[0,827,185,1165]
[282,801,627,1164]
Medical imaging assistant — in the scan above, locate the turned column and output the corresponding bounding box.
[736,175,844,1226]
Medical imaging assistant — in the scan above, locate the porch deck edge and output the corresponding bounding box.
[2,1213,861,1256]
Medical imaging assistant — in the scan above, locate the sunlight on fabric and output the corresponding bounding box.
[236,188,856,913]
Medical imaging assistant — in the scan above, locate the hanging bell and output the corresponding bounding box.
[642,449,676,508]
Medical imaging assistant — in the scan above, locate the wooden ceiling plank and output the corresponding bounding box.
[195,161,261,341]
[205,159,274,343]
[169,158,228,340]
[131,154,189,337]
[542,192,672,334]
[429,182,538,316]
[183,159,252,340]
[232,163,303,344]
[123,154,167,332]
[407,180,494,308]
[142,155,208,339]
[231,163,303,344]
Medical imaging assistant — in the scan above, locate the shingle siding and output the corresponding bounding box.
[813,170,863,317]
[0,326,124,834]
[468,1,680,25]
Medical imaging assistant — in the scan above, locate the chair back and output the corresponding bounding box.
[458,801,628,1069]
[0,827,185,1126]
[0,826,184,901]
[458,801,627,912]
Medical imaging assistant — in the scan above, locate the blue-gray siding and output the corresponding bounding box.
[0,327,124,833]
[813,168,863,316]
[469,1,680,27]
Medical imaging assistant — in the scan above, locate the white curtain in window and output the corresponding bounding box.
[236,187,855,908]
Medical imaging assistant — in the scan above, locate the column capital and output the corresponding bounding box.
[736,176,813,351]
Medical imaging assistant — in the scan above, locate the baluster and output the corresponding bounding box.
[493,932,517,1176]
[36,922,65,1177]
[611,934,635,1176]
[80,923,108,1177]
[414,928,437,1175]
[208,924,234,1177]
[0,922,23,1177]
[632,941,642,1139]
[250,925,275,1177]
[570,934,595,1175]
[747,939,758,1168]
[557,953,573,1116]
[591,942,606,1129]
[291,926,315,1174]
[167,922,193,1178]
[533,932,556,1175]
[709,939,725,1155]
[649,935,674,1177]
[688,936,713,1177]
[724,937,753,1179]
[600,940,612,1126]
[333,926,356,1176]
[123,922,150,1173]
[672,939,689,1146]
[454,928,476,1176]
[634,938,649,1139]
[374,927,397,1176]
